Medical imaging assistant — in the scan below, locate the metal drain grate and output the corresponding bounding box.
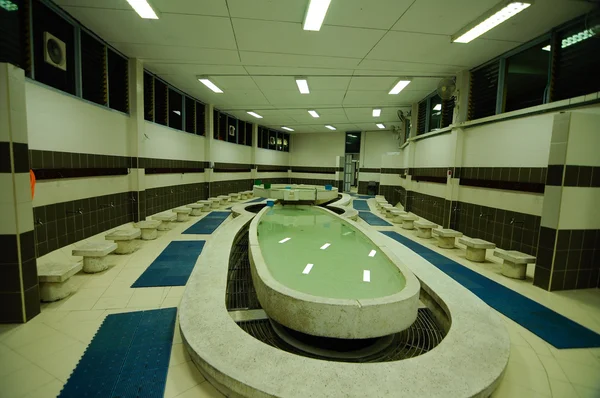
[225,229,261,311]
[237,308,445,363]
[227,225,446,362]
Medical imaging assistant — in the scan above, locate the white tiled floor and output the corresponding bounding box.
[0,199,599,398]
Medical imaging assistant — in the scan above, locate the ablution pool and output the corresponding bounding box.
[249,204,420,339]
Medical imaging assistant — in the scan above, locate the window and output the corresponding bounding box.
[244,122,252,147]
[268,130,276,150]
[469,62,500,120]
[0,0,23,69]
[168,88,182,130]
[441,99,454,128]
[504,40,550,112]
[196,102,205,136]
[345,132,361,153]
[107,49,128,113]
[227,116,237,143]
[218,112,227,141]
[283,133,289,152]
[154,79,168,126]
[213,109,220,139]
[416,100,426,135]
[429,95,442,131]
[81,31,106,106]
[143,71,154,122]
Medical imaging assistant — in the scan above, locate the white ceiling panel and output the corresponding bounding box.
[239,51,361,69]
[392,0,499,35]
[345,108,408,123]
[326,0,414,29]
[232,19,385,58]
[347,77,398,91]
[342,90,432,106]
[356,61,464,75]
[208,76,258,90]
[56,0,229,15]
[261,90,347,107]
[367,31,518,68]
[110,43,240,64]
[144,63,247,77]
[244,66,355,76]
[228,0,306,23]
[252,76,351,91]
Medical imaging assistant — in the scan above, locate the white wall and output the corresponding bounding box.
[361,131,399,168]
[33,175,133,207]
[210,139,252,164]
[255,147,289,166]
[26,81,131,156]
[290,133,345,167]
[413,132,456,168]
[462,114,553,167]
[567,111,600,166]
[142,121,205,161]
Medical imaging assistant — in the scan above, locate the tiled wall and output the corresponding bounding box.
[144,183,208,217]
[379,185,406,207]
[291,178,339,187]
[407,191,451,228]
[210,179,253,197]
[33,192,137,257]
[458,166,546,193]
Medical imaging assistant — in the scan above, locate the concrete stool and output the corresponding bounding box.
[229,192,241,202]
[459,237,496,262]
[72,242,117,273]
[217,195,230,205]
[432,229,463,249]
[414,221,438,239]
[376,199,388,210]
[174,208,192,222]
[494,249,536,280]
[134,220,161,240]
[381,204,394,217]
[187,203,205,216]
[37,261,83,302]
[240,192,249,200]
[152,213,176,230]
[375,195,385,199]
[196,200,211,212]
[390,209,406,224]
[105,229,141,254]
[208,198,220,209]
[399,214,419,230]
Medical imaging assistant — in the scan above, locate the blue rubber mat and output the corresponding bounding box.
[353,200,370,211]
[183,211,230,235]
[131,241,205,288]
[358,211,392,226]
[58,308,177,398]
[349,193,375,199]
[381,230,600,349]
[246,197,266,203]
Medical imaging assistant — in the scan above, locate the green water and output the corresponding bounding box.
[257,205,406,300]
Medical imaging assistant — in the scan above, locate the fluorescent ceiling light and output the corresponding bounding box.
[368,250,376,257]
[198,78,223,93]
[282,127,294,132]
[126,0,159,19]
[172,110,181,116]
[363,270,371,282]
[545,29,595,52]
[279,237,291,243]
[0,0,18,11]
[542,45,551,51]
[376,123,386,129]
[325,125,336,130]
[303,264,314,274]
[372,108,381,117]
[452,2,531,44]
[320,243,331,250]
[303,0,332,31]
[308,110,320,118]
[389,80,411,95]
[433,104,442,111]
[296,78,310,94]
[247,111,263,119]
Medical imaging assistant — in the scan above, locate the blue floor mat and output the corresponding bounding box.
[349,193,374,199]
[131,241,205,288]
[59,308,177,398]
[183,211,230,235]
[352,200,370,211]
[246,197,266,203]
[381,230,600,349]
[358,211,392,226]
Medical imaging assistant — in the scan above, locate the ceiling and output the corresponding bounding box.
[55,0,594,133]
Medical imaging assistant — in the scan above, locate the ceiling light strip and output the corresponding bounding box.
[325,125,336,130]
[126,0,159,19]
[247,111,263,119]
[308,110,320,118]
[372,108,381,117]
[282,127,295,132]
[303,0,332,31]
[389,80,411,95]
[198,78,223,93]
[296,78,310,94]
[452,2,532,44]
[376,123,386,129]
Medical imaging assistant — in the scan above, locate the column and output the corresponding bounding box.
[128,58,146,221]
[535,112,600,291]
[0,63,39,323]
[204,104,214,197]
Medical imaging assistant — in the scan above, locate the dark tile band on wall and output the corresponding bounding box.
[1,142,30,173]
[291,166,338,174]
[410,167,448,178]
[139,158,209,169]
[358,181,379,195]
[145,167,206,175]
[406,191,451,228]
[460,179,545,194]
[359,168,381,173]
[378,185,406,208]
[213,163,253,173]
[381,168,405,174]
[145,182,208,216]
[545,165,564,186]
[210,179,253,197]
[458,166,547,193]
[256,165,289,172]
[29,149,133,170]
[33,168,129,180]
[563,165,600,187]
[291,178,339,186]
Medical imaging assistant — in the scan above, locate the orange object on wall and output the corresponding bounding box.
[30,170,36,199]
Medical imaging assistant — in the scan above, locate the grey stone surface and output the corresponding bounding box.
[37,261,82,283]
[493,249,536,264]
[179,194,510,398]
[72,242,117,257]
[105,229,141,241]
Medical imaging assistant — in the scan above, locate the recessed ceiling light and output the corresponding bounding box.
[295,77,310,94]
[543,29,595,52]
[372,108,381,117]
[452,2,531,44]
[0,0,18,11]
[388,80,411,95]
[325,125,336,130]
[363,270,371,282]
[308,110,320,118]
[173,110,181,116]
[542,45,551,51]
[282,127,294,132]
[126,0,159,19]
[433,104,442,111]
[197,77,223,93]
[247,111,263,119]
[303,0,332,31]
[376,123,386,129]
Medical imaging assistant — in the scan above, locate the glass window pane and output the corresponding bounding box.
[184,96,195,133]
[227,117,237,143]
[168,88,182,130]
[245,122,252,146]
[429,95,442,131]
[154,79,168,126]
[81,31,106,106]
[505,40,550,112]
[107,49,128,113]
[143,72,154,122]
[213,109,219,139]
[196,102,205,136]
[268,130,276,150]
[262,128,269,149]
[283,133,289,152]
[218,112,227,141]
[345,132,361,153]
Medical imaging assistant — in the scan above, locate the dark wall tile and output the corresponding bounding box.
[0,292,24,323]
[577,166,592,187]
[546,165,564,186]
[563,270,578,290]
[13,143,30,173]
[24,285,40,321]
[533,267,550,290]
[563,166,579,187]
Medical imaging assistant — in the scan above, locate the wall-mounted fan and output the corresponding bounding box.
[437,77,457,100]
[269,136,276,145]
[228,125,236,136]
[44,32,67,71]
[397,110,406,123]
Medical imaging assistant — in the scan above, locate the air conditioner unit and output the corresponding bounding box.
[229,125,236,136]
[44,32,67,71]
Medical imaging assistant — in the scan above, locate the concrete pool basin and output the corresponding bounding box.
[249,204,420,339]
[252,184,339,205]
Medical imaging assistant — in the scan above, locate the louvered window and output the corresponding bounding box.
[441,98,454,128]
[143,72,154,122]
[469,62,499,120]
[107,48,128,113]
[81,31,106,106]
[416,100,427,135]
[154,79,168,126]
